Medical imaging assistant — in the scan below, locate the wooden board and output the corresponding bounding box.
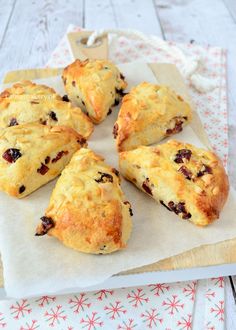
[0,64,236,287]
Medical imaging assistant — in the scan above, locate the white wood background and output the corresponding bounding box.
[0,0,235,326]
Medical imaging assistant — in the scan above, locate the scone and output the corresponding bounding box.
[114,83,192,151]
[0,123,86,198]
[0,81,93,139]
[62,59,127,124]
[119,140,229,226]
[36,148,132,254]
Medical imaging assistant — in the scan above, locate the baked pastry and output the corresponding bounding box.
[0,123,86,198]
[119,140,229,226]
[62,59,127,124]
[0,81,93,139]
[113,82,192,151]
[36,148,132,254]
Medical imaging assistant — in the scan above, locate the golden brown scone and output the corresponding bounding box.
[119,140,229,226]
[62,59,127,124]
[114,83,192,151]
[36,148,132,254]
[0,80,60,100]
[0,123,86,198]
[0,80,93,139]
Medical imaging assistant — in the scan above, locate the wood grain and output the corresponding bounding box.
[0,0,84,81]
[85,0,164,36]
[0,0,16,45]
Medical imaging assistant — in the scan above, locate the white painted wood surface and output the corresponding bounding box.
[0,0,235,326]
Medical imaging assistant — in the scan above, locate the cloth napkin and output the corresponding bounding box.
[0,26,227,330]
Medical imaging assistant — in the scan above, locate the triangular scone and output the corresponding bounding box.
[0,81,93,139]
[0,80,60,100]
[119,140,229,226]
[36,148,132,254]
[0,123,86,198]
[114,83,192,151]
[62,59,127,124]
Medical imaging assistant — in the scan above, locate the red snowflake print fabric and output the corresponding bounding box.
[0,278,225,329]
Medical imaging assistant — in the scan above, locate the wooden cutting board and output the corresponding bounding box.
[0,31,235,287]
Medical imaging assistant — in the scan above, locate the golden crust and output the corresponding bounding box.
[62,59,127,124]
[0,80,93,139]
[0,123,86,198]
[114,82,192,151]
[36,148,132,254]
[119,140,229,226]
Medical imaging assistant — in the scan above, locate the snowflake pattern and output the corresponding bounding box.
[127,289,149,307]
[210,301,224,322]
[10,300,32,320]
[211,277,224,288]
[104,301,126,319]
[0,313,6,328]
[177,314,192,330]
[94,289,114,301]
[205,289,216,301]
[141,308,163,328]
[183,282,197,301]
[80,312,103,330]
[69,293,91,314]
[36,296,56,307]
[20,320,39,330]
[117,318,137,329]
[162,295,184,315]
[44,305,67,327]
[149,283,170,296]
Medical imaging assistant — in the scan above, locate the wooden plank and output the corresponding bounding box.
[0,0,84,82]
[0,0,16,46]
[85,0,163,36]
[224,0,236,22]
[85,0,118,29]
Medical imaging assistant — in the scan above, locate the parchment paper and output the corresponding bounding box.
[0,63,235,299]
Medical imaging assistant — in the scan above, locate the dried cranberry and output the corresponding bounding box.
[52,150,68,163]
[113,99,120,106]
[35,216,55,236]
[107,109,112,115]
[40,119,47,125]
[178,165,192,180]
[31,100,39,104]
[160,200,171,210]
[120,73,125,80]
[45,156,50,164]
[174,149,192,163]
[48,111,58,121]
[62,95,69,102]
[124,201,133,216]
[113,123,118,139]
[2,148,22,163]
[82,100,85,106]
[167,201,192,220]
[166,118,184,135]
[95,172,113,183]
[142,178,152,195]
[37,163,49,175]
[77,137,87,147]
[72,81,76,87]
[112,168,119,177]
[9,118,18,127]
[19,185,25,194]
[197,164,212,177]
[115,88,127,97]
